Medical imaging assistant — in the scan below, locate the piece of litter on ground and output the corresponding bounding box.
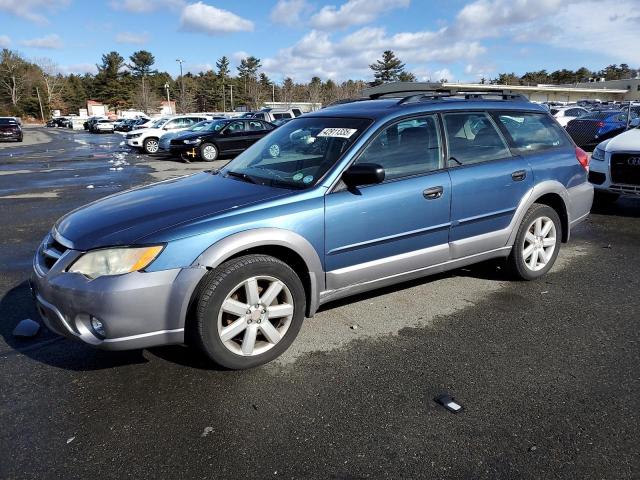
[350,324,358,330]
[541,291,548,294]
[201,426,214,437]
[66,437,75,444]
[12,319,40,338]
[434,393,464,413]
[604,244,612,249]
[528,445,537,452]
[86,185,94,189]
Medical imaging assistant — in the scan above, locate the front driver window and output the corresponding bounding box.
[355,115,442,181]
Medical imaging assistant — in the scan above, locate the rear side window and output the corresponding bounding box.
[443,112,510,165]
[496,112,571,153]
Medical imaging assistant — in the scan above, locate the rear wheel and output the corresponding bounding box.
[200,142,218,162]
[193,254,306,369]
[507,203,561,280]
[143,137,159,154]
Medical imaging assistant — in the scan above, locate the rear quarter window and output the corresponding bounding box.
[496,112,572,153]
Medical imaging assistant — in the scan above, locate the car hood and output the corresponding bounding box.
[174,130,214,141]
[55,172,291,250]
[604,128,640,151]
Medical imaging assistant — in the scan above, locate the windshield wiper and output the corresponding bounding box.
[225,170,257,184]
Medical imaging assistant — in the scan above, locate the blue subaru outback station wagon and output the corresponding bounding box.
[32,90,594,369]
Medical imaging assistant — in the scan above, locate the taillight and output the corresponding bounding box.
[597,121,605,128]
[576,147,589,171]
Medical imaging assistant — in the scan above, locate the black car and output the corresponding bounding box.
[168,118,275,161]
[0,117,23,142]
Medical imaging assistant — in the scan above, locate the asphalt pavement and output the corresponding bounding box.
[0,128,638,479]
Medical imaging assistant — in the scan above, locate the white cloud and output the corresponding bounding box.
[270,0,309,26]
[0,35,10,48]
[310,0,410,30]
[185,63,214,74]
[115,31,150,44]
[433,68,453,82]
[179,2,254,35]
[0,0,69,24]
[60,63,98,75]
[20,34,63,49]
[109,0,184,13]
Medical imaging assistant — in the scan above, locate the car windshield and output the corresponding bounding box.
[151,118,167,128]
[223,117,371,189]
[188,120,214,131]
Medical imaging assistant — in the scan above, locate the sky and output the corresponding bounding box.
[0,0,639,83]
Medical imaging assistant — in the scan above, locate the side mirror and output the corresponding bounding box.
[342,163,385,188]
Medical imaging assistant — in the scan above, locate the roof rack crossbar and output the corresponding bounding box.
[370,87,530,103]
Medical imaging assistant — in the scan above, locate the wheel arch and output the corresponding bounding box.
[191,228,324,318]
[533,192,569,243]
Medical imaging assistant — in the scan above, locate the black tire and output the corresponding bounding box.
[193,254,306,369]
[507,203,562,281]
[200,142,218,162]
[143,137,160,154]
[594,191,619,205]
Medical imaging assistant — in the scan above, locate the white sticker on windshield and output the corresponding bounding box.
[317,128,358,139]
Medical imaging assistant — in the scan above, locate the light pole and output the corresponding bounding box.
[175,58,184,113]
[229,84,234,112]
[222,84,226,112]
[164,82,171,114]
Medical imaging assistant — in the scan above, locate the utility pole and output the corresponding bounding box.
[229,84,234,112]
[176,58,184,113]
[35,86,45,122]
[222,84,226,112]
[272,83,275,103]
[164,83,171,114]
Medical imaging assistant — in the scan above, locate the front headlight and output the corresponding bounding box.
[591,146,605,161]
[183,138,202,145]
[68,246,164,279]
[129,133,142,139]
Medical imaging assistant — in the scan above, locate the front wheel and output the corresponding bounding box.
[193,254,306,369]
[507,203,561,280]
[200,142,218,162]
[143,137,159,154]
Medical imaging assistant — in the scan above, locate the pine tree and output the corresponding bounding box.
[369,50,407,85]
[216,56,230,81]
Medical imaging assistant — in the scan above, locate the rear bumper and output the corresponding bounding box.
[0,131,21,140]
[567,182,594,227]
[32,249,206,350]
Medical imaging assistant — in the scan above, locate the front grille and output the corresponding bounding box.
[611,153,640,186]
[38,234,69,274]
[588,171,606,185]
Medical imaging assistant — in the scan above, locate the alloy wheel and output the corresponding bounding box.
[217,276,294,356]
[522,216,556,272]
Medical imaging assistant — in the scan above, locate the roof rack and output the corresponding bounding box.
[370,88,529,104]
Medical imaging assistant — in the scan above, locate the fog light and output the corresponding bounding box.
[90,317,105,338]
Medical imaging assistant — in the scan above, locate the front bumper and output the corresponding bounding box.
[168,143,199,159]
[589,155,640,197]
[32,240,206,350]
[126,137,143,147]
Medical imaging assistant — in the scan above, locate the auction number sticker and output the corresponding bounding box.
[317,128,358,138]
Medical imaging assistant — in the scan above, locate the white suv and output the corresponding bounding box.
[126,115,211,154]
[589,122,640,202]
[551,106,590,127]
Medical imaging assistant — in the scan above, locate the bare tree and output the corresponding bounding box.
[0,49,28,107]
[34,57,64,106]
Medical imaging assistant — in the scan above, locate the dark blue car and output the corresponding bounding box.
[565,110,629,150]
[32,92,594,369]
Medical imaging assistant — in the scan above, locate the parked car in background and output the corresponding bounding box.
[565,110,629,150]
[168,118,275,161]
[159,119,217,152]
[589,124,640,202]
[551,106,590,127]
[92,119,115,133]
[126,115,211,154]
[251,108,300,123]
[84,116,106,131]
[32,92,593,369]
[47,117,72,128]
[0,117,23,142]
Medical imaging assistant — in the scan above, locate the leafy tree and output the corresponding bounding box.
[0,49,29,107]
[369,50,407,85]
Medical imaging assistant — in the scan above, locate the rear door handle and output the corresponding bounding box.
[512,170,527,181]
[423,186,443,200]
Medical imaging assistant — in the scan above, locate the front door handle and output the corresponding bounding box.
[423,186,443,200]
[512,170,527,181]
